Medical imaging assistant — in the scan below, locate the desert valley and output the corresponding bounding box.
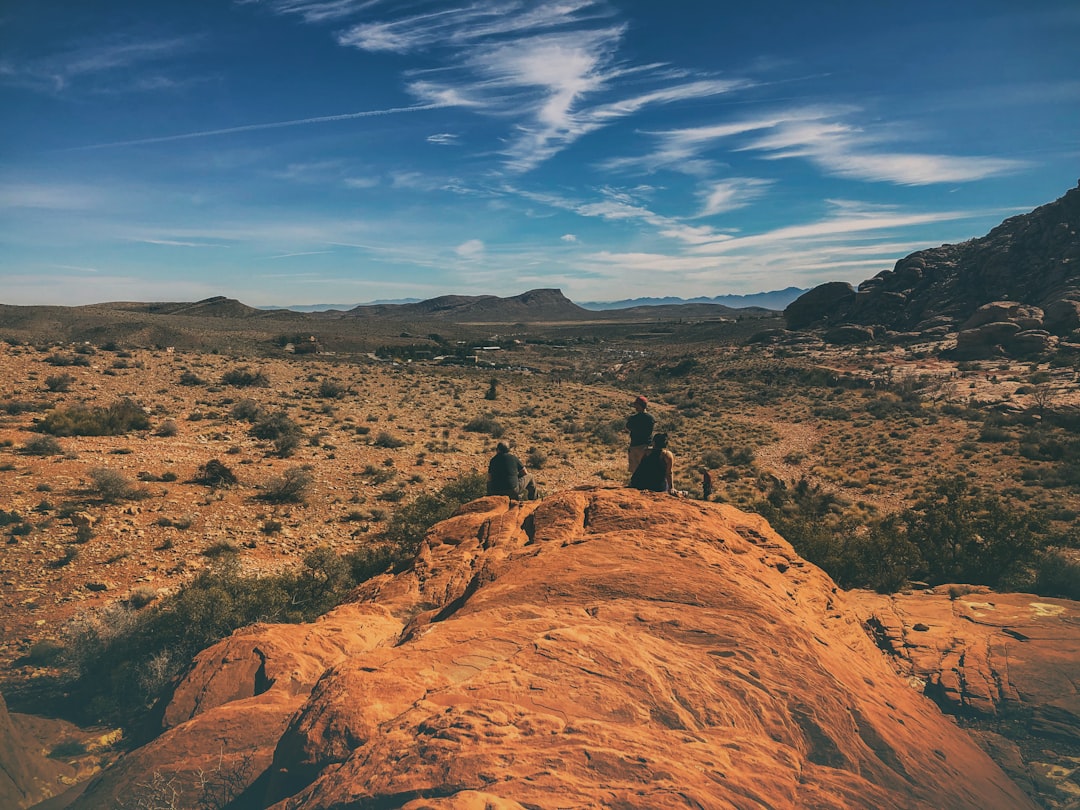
[0,183,1078,809]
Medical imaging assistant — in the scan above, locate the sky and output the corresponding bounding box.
[2,1,1079,307]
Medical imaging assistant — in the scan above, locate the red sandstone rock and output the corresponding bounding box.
[65,489,1038,809]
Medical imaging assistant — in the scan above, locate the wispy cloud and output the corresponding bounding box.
[0,183,107,210]
[239,0,380,24]
[426,132,460,145]
[615,106,1028,186]
[335,1,607,53]
[266,250,334,259]
[258,0,751,172]
[131,238,231,248]
[70,102,451,150]
[2,35,199,94]
[696,178,772,217]
[455,239,485,259]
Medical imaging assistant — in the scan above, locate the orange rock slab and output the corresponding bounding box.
[69,489,1036,809]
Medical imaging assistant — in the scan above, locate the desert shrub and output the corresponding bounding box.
[902,476,1041,588]
[178,370,205,386]
[526,447,547,469]
[250,411,298,440]
[1033,548,1080,599]
[230,398,262,422]
[21,435,63,456]
[374,431,408,448]
[89,467,146,503]
[317,378,346,399]
[379,472,486,558]
[221,367,268,387]
[46,353,89,367]
[155,419,179,438]
[484,378,498,400]
[45,373,75,392]
[464,413,504,438]
[2,399,47,415]
[38,398,149,437]
[194,459,238,488]
[202,540,240,558]
[258,466,314,504]
[59,543,380,730]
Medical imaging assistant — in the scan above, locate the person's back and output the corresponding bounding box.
[629,449,666,491]
[488,447,523,496]
[629,433,674,493]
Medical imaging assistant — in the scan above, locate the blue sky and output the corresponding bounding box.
[2,1,1078,307]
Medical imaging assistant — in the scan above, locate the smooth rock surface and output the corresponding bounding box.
[66,489,1037,809]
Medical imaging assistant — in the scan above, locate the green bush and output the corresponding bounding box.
[756,475,1047,592]
[50,472,489,731]
[38,398,150,437]
[380,472,486,558]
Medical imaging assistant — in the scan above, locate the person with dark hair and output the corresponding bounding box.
[626,395,654,473]
[702,468,714,500]
[629,433,674,493]
[487,441,538,500]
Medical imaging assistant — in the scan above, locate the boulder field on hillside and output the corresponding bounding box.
[52,488,1037,809]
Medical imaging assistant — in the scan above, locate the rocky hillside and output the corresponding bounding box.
[47,489,1039,810]
[343,288,595,321]
[785,181,1080,354]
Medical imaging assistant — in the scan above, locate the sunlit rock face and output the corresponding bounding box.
[68,489,1036,810]
[785,181,1080,344]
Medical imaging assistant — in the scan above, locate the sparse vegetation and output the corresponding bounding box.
[193,459,238,488]
[258,466,314,504]
[221,367,269,388]
[37,398,150,437]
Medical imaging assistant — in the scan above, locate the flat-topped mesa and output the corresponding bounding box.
[66,488,1035,810]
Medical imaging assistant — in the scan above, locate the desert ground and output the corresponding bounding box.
[1,324,1078,808]
[2,330,1077,671]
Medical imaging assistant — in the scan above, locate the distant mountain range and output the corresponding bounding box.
[262,288,806,314]
[578,287,808,311]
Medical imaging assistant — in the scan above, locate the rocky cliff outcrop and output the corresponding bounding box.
[61,489,1036,809]
[852,587,1080,806]
[785,181,1080,354]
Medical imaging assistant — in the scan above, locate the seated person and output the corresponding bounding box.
[629,433,674,493]
[487,441,538,500]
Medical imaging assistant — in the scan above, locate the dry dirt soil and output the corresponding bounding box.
[1,335,1078,676]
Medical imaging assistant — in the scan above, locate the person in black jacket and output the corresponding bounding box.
[626,395,654,473]
[486,442,537,500]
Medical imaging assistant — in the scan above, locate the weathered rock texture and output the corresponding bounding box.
[65,489,1035,809]
[0,693,70,809]
[852,587,1080,805]
[785,181,1080,353]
